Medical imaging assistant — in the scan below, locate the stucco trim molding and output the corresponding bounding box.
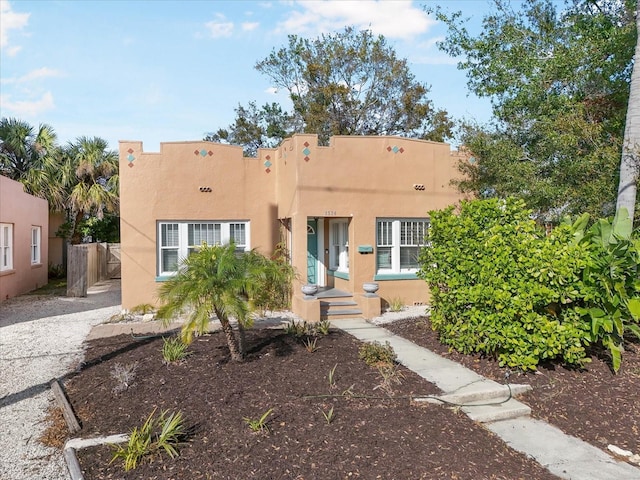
[373,273,419,281]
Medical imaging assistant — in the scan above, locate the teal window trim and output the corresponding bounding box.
[373,272,419,281]
[155,275,174,282]
[327,269,349,280]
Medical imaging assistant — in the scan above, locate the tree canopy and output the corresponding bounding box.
[434,0,638,221]
[208,27,453,153]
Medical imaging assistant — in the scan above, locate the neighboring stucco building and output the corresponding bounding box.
[0,175,49,301]
[119,134,467,319]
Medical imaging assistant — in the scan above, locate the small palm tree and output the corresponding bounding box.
[156,244,295,362]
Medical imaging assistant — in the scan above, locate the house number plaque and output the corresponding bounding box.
[324,210,336,216]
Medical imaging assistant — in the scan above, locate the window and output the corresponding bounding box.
[376,219,429,274]
[0,223,12,271]
[329,220,349,272]
[31,226,41,264]
[158,221,250,275]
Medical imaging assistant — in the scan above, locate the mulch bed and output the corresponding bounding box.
[64,327,560,480]
[384,316,640,456]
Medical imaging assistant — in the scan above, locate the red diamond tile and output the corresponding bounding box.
[399,147,404,153]
[194,150,200,155]
[208,150,213,156]
[265,168,271,173]
[128,163,134,168]
[127,148,134,154]
[304,142,309,147]
[387,146,392,152]
[304,156,310,162]
[266,155,271,160]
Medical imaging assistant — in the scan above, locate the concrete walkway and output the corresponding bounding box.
[332,318,640,480]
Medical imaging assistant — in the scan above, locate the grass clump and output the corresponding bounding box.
[358,341,397,367]
[161,336,190,364]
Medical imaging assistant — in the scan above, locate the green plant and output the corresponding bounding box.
[110,408,185,471]
[419,198,592,371]
[303,336,319,353]
[315,319,331,335]
[161,337,190,364]
[374,364,405,396]
[572,209,640,372]
[243,408,273,433]
[284,320,308,337]
[110,362,138,394]
[388,297,405,312]
[130,303,156,315]
[328,364,338,389]
[358,341,397,367]
[321,406,335,424]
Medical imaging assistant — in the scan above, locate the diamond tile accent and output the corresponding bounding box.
[127,154,135,162]
[194,149,200,155]
[127,148,134,154]
[266,155,271,160]
[264,160,272,168]
[387,146,392,152]
[200,149,208,157]
[304,142,309,147]
[265,168,271,174]
[128,163,134,168]
[208,150,214,156]
[303,147,311,156]
[304,156,310,162]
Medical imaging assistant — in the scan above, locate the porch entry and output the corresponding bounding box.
[306,219,318,284]
[306,217,350,287]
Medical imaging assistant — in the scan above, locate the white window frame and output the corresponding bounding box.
[329,219,349,273]
[1,223,13,271]
[31,226,41,265]
[158,221,250,276]
[376,218,429,274]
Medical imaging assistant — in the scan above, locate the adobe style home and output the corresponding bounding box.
[119,134,467,320]
[0,175,48,301]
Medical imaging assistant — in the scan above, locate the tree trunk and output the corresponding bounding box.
[70,211,85,245]
[237,322,247,358]
[616,1,640,223]
[215,307,244,362]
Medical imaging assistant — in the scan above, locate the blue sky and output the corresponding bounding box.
[1,0,498,152]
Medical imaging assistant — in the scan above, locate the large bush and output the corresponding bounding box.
[418,198,592,371]
[419,198,640,372]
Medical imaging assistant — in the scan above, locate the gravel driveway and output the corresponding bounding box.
[0,281,121,480]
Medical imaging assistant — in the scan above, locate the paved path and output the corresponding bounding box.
[333,318,640,480]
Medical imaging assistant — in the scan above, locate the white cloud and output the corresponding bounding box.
[409,36,458,65]
[0,91,55,117]
[265,87,278,95]
[0,0,30,51]
[1,67,64,84]
[276,0,434,40]
[205,13,234,38]
[242,22,260,32]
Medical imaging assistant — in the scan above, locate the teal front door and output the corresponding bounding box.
[307,219,318,284]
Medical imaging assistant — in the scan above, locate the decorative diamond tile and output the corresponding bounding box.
[387,146,392,152]
[128,163,134,168]
[265,168,271,173]
[127,148,134,154]
[200,149,207,157]
[304,142,309,147]
[392,146,399,153]
[208,150,214,156]
[399,147,404,153]
[127,154,135,162]
[302,147,311,156]
[194,149,200,155]
[264,160,272,168]
[266,155,271,160]
[304,156,310,162]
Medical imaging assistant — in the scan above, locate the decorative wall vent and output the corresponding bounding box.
[199,186,212,192]
[413,184,425,191]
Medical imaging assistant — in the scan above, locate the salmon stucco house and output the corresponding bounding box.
[119,134,467,320]
[0,175,49,301]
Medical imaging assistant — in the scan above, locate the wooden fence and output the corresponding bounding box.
[67,243,120,297]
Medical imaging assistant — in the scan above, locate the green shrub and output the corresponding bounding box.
[161,337,190,363]
[419,198,592,371]
[110,408,185,471]
[358,341,397,367]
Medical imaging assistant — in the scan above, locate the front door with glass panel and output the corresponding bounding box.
[307,219,318,284]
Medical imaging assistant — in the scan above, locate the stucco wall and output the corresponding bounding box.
[0,175,49,301]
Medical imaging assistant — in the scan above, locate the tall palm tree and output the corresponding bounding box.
[0,117,66,210]
[62,136,119,244]
[157,244,296,362]
[616,1,640,224]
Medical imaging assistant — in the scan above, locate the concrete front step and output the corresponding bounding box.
[320,300,358,307]
[321,309,363,317]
